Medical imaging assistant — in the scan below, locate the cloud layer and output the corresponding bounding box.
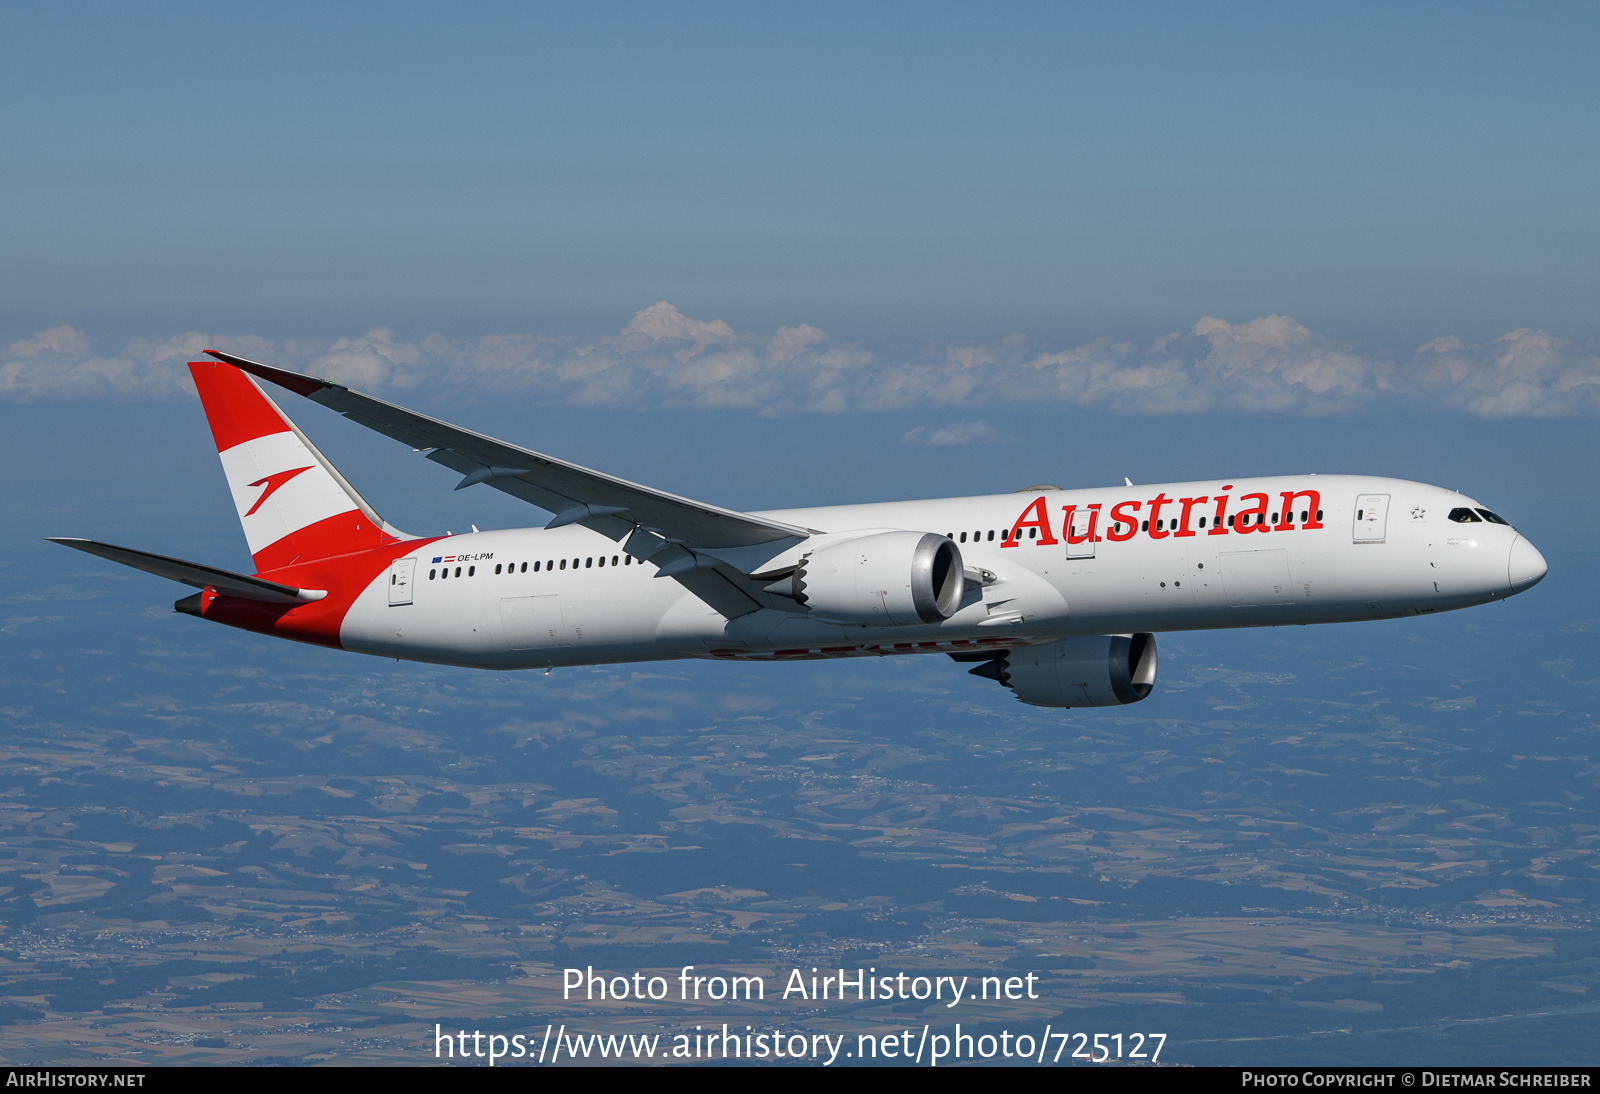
[5,303,1598,417]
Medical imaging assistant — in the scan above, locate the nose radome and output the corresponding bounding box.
[1508,535,1548,594]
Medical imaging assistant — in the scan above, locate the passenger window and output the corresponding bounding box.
[1198,517,1206,528]
[533,561,540,572]
[429,568,436,580]
[495,564,502,574]
[1228,515,1235,527]
[1316,510,1323,521]
[624,555,632,565]
[1141,520,1149,531]
[468,566,475,576]
[598,556,605,567]
[1029,528,1037,539]
[455,567,462,577]
[1475,508,1511,526]
[560,559,566,570]
[521,562,527,573]
[613,555,620,566]
[959,532,967,543]
[1301,510,1308,521]
[986,530,994,541]
[585,557,593,568]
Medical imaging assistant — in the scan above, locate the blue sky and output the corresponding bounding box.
[1,2,1595,559]
[3,2,1598,356]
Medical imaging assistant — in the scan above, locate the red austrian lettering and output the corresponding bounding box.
[1062,503,1102,545]
[1147,493,1171,539]
[1234,491,1271,533]
[1175,496,1208,537]
[1279,488,1323,530]
[1004,496,1059,546]
[1209,486,1234,536]
[1106,500,1141,542]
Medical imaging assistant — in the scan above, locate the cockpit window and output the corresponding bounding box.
[1475,508,1512,526]
[1448,507,1482,523]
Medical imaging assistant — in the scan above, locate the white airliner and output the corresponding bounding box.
[50,352,1548,709]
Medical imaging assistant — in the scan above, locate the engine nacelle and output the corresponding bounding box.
[973,634,1157,708]
[775,531,965,626]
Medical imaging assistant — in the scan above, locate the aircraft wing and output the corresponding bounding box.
[47,538,323,604]
[202,350,811,618]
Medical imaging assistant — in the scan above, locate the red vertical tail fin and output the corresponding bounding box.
[188,361,405,572]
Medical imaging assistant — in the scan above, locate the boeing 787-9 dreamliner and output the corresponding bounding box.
[49,352,1548,710]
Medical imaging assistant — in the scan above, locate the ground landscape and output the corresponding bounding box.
[1,407,1596,1066]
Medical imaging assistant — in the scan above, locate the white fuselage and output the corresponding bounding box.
[338,475,1538,670]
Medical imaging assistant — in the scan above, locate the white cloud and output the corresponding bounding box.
[4,325,92,358]
[0,327,280,402]
[4,304,1598,417]
[904,420,996,446]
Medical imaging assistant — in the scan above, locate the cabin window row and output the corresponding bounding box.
[1214,508,1323,530]
[950,529,1036,543]
[428,555,639,581]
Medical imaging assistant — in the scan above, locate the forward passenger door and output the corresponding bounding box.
[1353,494,1390,542]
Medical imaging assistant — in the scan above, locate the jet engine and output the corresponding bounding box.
[767,531,964,626]
[967,633,1157,708]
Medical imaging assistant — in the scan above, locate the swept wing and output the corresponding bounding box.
[201,350,811,617]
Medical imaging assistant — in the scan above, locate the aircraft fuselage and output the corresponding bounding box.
[301,473,1542,670]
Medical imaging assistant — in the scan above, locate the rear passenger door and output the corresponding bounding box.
[387,558,416,605]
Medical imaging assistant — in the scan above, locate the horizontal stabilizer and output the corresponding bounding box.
[46,538,326,605]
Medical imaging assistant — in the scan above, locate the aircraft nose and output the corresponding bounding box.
[1508,535,1548,594]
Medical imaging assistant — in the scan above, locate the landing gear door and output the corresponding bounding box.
[387,557,416,605]
[1353,494,1390,543]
